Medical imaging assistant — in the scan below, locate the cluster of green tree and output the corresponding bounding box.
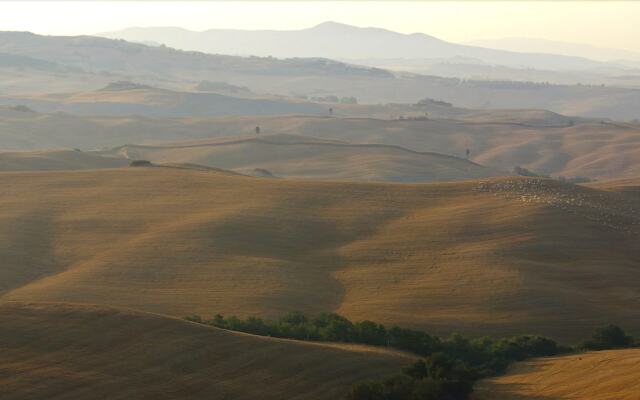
[464,79,554,89]
[9,105,35,113]
[347,353,476,400]
[353,325,637,400]
[184,312,564,375]
[416,98,453,107]
[194,80,251,94]
[578,324,635,350]
[129,160,153,167]
[309,95,358,104]
[513,165,547,178]
[512,166,592,184]
[183,312,636,400]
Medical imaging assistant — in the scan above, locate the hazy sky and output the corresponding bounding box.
[2,1,640,52]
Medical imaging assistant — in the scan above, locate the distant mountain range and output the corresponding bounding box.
[99,21,620,71]
[0,30,390,78]
[2,30,640,120]
[467,37,640,65]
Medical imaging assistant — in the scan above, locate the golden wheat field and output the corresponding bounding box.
[474,349,640,400]
[0,149,129,171]
[1,167,638,342]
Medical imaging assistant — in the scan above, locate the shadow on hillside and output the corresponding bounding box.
[473,357,569,400]
[0,210,61,295]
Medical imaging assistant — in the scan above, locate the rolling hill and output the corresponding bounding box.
[265,115,640,181]
[0,30,389,78]
[99,22,640,90]
[474,349,640,400]
[0,168,638,342]
[99,113,638,181]
[0,149,128,171]
[0,301,413,400]
[0,106,227,151]
[468,37,640,64]
[0,82,326,117]
[100,133,503,182]
[1,109,640,180]
[2,31,640,119]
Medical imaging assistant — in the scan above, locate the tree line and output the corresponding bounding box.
[183,312,636,400]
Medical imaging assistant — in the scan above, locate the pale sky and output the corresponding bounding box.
[1,1,640,52]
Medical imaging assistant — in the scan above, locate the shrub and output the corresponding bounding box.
[513,166,543,177]
[210,313,225,327]
[315,313,354,342]
[580,325,634,350]
[388,326,441,356]
[183,315,202,323]
[340,96,358,104]
[492,335,559,361]
[11,105,35,113]
[347,355,476,400]
[280,311,308,326]
[129,160,152,167]
[354,320,388,346]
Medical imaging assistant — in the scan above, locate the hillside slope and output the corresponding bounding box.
[0,31,388,78]
[166,115,640,181]
[0,302,412,400]
[0,149,128,171]
[0,108,223,151]
[0,84,326,117]
[103,134,503,182]
[2,111,639,180]
[474,349,640,400]
[0,168,638,342]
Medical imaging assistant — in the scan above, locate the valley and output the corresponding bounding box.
[1,4,639,398]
